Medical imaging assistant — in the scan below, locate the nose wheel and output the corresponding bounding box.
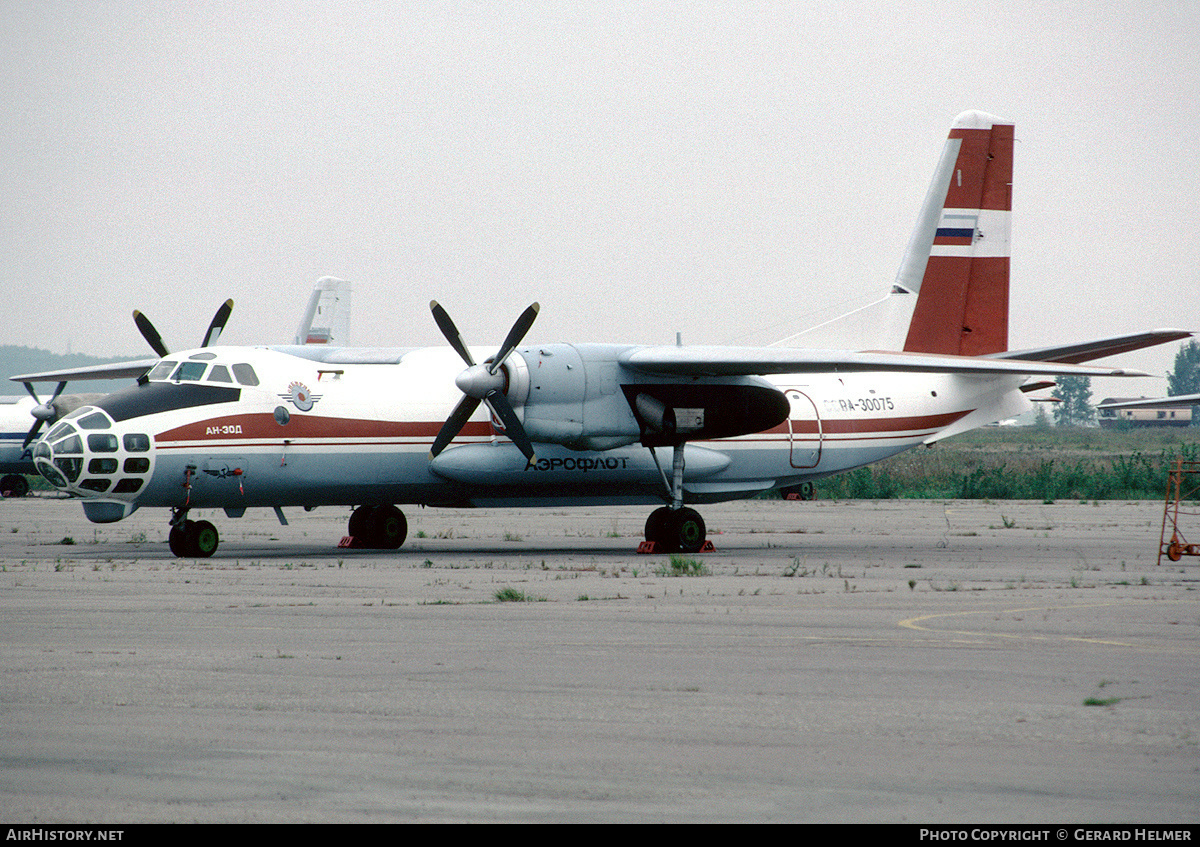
[168,517,219,558]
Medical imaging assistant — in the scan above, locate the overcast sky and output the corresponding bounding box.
[3,1,1197,397]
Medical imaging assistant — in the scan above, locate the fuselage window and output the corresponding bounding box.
[208,365,233,383]
[123,457,150,474]
[232,363,259,386]
[88,458,118,475]
[123,433,151,452]
[113,478,144,494]
[170,362,207,382]
[79,479,111,493]
[53,456,82,483]
[148,361,177,381]
[87,434,119,453]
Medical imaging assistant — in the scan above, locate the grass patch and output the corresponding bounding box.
[657,554,709,577]
[493,586,545,603]
[793,428,1200,500]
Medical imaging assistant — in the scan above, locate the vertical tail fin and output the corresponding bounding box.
[900,111,1013,356]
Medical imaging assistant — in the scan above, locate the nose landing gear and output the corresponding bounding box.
[168,512,219,558]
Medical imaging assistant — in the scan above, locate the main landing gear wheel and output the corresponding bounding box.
[644,506,706,554]
[1,474,29,498]
[348,505,408,550]
[168,519,219,558]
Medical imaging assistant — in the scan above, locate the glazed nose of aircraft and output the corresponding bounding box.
[32,406,154,498]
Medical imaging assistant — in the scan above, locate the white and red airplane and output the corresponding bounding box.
[12,112,1189,557]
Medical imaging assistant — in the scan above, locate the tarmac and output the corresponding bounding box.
[0,495,1196,823]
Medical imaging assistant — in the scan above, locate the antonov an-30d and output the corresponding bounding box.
[13,112,1189,557]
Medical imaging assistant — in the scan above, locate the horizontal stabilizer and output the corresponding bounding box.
[991,329,1191,364]
[619,347,1149,379]
[10,359,159,383]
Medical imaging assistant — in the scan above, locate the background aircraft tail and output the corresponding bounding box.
[295,277,352,345]
[899,111,1013,356]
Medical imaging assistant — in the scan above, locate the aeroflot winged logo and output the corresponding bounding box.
[279,381,322,411]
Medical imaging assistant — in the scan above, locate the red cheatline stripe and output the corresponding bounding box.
[155,413,489,444]
[155,409,972,448]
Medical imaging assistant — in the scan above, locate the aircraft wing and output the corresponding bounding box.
[618,347,1151,378]
[988,329,1191,364]
[9,359,159,384]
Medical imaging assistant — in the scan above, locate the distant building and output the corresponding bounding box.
[1098,398,1193,428]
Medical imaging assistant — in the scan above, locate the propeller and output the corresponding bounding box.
[22,380,67,447]
[132,298,235,357]
[429,300,540,465]
[19,300,236,449]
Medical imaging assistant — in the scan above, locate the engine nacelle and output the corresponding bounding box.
[507,344,789,451]
[510,344,637,451]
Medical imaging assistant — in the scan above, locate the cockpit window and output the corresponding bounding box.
[208,365,233,383]
[123,433,151,452]
[232,363,259,386]
[170,362,208,382]
[45,423,71,442]
[147,361,177,381]
[77,411,111,430]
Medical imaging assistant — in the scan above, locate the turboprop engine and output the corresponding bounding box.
[428,302,789,458]
[505,342,790,452]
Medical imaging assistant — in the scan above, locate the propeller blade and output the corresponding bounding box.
[47,380,67,406]
[489,302,539,375]
[132,310,170,358]
[430,301,475,367]
[430,394,481,459]
[201,299,234,347]
[486,390,536,465]
[22,420,44,449]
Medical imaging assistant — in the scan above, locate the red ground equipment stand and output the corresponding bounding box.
[1159,460,1200,565]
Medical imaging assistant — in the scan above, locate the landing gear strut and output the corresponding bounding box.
[346,505,407,549]
[643,444,708,554]
[168,510,219,558]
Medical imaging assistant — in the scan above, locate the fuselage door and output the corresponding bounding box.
[785,389,823,469]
